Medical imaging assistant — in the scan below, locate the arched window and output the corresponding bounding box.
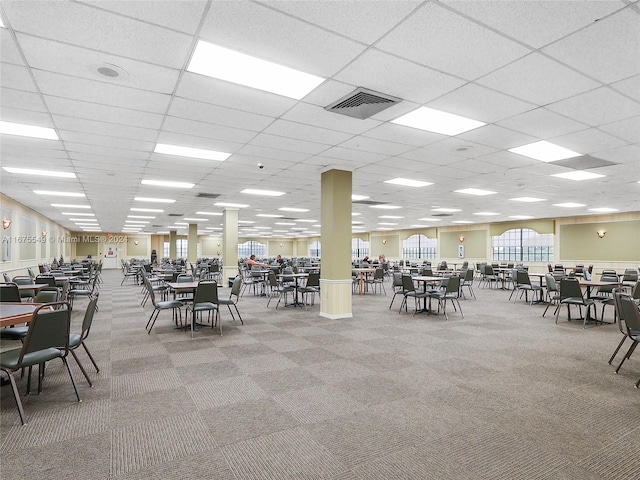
[492,228,553,262]
[351,238,369,259]
[402,234,437,259]
[309,240,321,258]
[238,240,266,257]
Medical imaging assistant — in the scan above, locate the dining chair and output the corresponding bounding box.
[513,270,542,305]
[399,275,426,314]
[298,272,320,308]
[218,275,243,324]
[542,274,560,317]
[365,268,385,295]
[555,277,596,328]
[0,282,21,302]
[0,302,81,425]
[266,270,294,309]
[609,289,632,365]
[144,276,184,334]
[187,281,219,337]
[460,268,475,299]
[3,273,11,282]
[612,294,640,379]
[388,272,404,310]
[428,275,463,320]
[68,294,100,386]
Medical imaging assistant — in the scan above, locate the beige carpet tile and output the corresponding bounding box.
[273,384,366,424]
[335,328,388,341]
[162,337,216,354]
[110,344,168,363]
[110,387,196,428]
[239,323,283,335]
[332,374,418,406]
[221,426,346,480]
[303,358,377,384]
[218,342,277,359]
[280,346,342,366]
[250,367,325,395]
[320,341,385,359]
[252,329,297,342]
[111,354,173,376]
[110,413,216,476]
[1,432,111,480]
[198,398,300,446]
[348,352,416,373]
[289,325,340,337]
[114,449,236,480]
[2,398,110,452]
[187,376,267,410]
[577,427,640,479]
[111,367,183,398]
[169,346,228,367]
[261,336,318,353]
[299,332,353,345]
[175,358,243,385]
[232,352,301,375]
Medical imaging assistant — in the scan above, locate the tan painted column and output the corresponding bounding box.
[187,223,198,264]
[169,230,177,260]
[320,169,352,319]
[222,208,239,283]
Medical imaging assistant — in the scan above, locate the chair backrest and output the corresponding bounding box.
[0,282,21,302]
[80,294,99,341]
[268,270,279,288]
[631,281,640,301]
[34,287,59,303]
[392,272,403,287]
[421,267,433,276]
[230,276,242,297]
[306,272,320,288]
[597,274,619,294]
[20,302,71,362]
[177,274,193,283]
[401,275,415,293]
[559,277,583,300]
[374,268,384,280]
[516,270,531,286]
[445,275,461,294]
[601,268,617,275]
[485,265,494,275]
[35,275,57,287]
[617,295,640,335]
[545,273,558,292]
[464,268,474,282]
[194,281,218,304]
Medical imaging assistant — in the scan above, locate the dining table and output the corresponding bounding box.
[352,268,376,296]
[412,275,445,314]
[578,278,623,324]
[0,302,42,328]
[277,273,308,306]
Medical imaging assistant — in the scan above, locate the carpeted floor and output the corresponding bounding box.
[1,269,639,479]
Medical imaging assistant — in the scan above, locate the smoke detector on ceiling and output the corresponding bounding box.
[90,63,129,81]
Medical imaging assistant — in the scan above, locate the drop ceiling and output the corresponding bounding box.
[0,0,638,238]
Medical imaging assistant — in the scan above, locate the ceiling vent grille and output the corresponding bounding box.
[432,213,453,217]
[325,87,402,120]
[196,192,220,199]
[353,200,387,206]
[168,213,183,217]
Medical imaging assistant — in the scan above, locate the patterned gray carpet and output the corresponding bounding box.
[1,269,639,479]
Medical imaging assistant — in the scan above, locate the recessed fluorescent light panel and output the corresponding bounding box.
[51,204,91,209]
[196,211,223,216]
[510,197,545,203]
[509,215,535,220]
[141,179,195,189]
[34,190,85,197]
[3,167,75,178]
[384,178,433,188]
[473,212,500,216]
[379,216,404,219]
[237,220,255,224]
[551,171,605,181]
[0,121,58,140]
[452,221,474,224]
[417,218,442,222]
[188,40,324,100]
[509,141,581,162]
[128,215,155,219]
[182,218,208,222]
[588,207,619,213]
[154,143,230,161]
[134,197,175,203]
[455,188,496,196]
[279,207,309,212]
[369,205,402,210]
[431,208,461,212]
[352,195,370,201]
[61,212,94,216]
[256,214,282,218]
[241,189,285,197]
[130,208,163,212]
[553,203,586,208]
[214,202,249,208]
[392,107,485,136]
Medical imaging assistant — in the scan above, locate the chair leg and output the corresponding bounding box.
[61,357,82,402]
[81,342,100,372]
[608,336,627,365]
[234,304,243,324]
[2,369,26,425]
[71,350,93,387]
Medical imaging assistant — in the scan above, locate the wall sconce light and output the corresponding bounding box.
[2,219,11,230]
[459,235,465,243]
[134,240,139,245]
[216,242,221,247]
[279,243,283,247]
[41,230,48,238]
[597,230,606,239]
[382,239,387,245]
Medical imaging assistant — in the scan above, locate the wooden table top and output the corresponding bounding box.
[0,303,41,327]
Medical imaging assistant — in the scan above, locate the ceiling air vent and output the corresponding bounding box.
[432,213,453,217]
[168,213,183,217]
[152,225,163,228]
[353,200,387,206]
[325,87,402,120]
[196,192,220,199]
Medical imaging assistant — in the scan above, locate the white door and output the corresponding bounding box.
[103,242,118,269]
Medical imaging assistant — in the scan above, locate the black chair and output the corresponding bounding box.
[542,274,560,317]
[365,268,385,295]
[0,302,81,425]
[218,276,244,324]
[513,270,542,305]
[187,281,219,337]
[460,268,475,299]
[388,272,404,310]
[555,277,596,328]
[12,276,36,300]
[266,270,294,309]
[428,275,463,320]
[298,272,320,308]
[144,276,184,334]
[609,289,633,366]
[0,282,21,302]
[612,294,640,383]
[35,275,57,288]
[399,275,426,314]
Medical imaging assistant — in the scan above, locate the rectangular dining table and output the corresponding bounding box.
[0,303,42,328]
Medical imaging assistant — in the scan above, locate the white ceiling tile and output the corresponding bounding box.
[249,133,329,155]
[361,123,444,148]
[334,48,465,104]
[59,131,155,152]
[542,7,640,84]
[43,96,164,130]
[262,119,354,146]
[82,0,208,34]
[321,146,388,164]
[282,102,381,135]
[2,1,193,68]
[428,83,536,124]
[496,107,588,139]
[199,1,365,77]
[67,146,150,162]
[236,145,310,163]
[32,70,171,113]
[0,29,24,65]
[162,116,258,144]
[53,115,158,142]
[176,73,295,118]
[267,0,421,44]
[457,124,538,151]
[168,97,273,132]
[598,116,640,144]
[376,2,530,80]
[476,53,601,106]
[338,136,414,156]
[0,87,47,112]
[16,34,180,94]
[154,132,244,155]
[0,63,37,92]
[611,75,640,102]
[442,0,623,49]
[551,128,628,155]
[546,87,640,127]
[0,105,53,126]
[296,80,359,109]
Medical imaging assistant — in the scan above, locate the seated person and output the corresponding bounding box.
[276,254,285,265]
[362,256,371,264]
[246,255,259,267]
